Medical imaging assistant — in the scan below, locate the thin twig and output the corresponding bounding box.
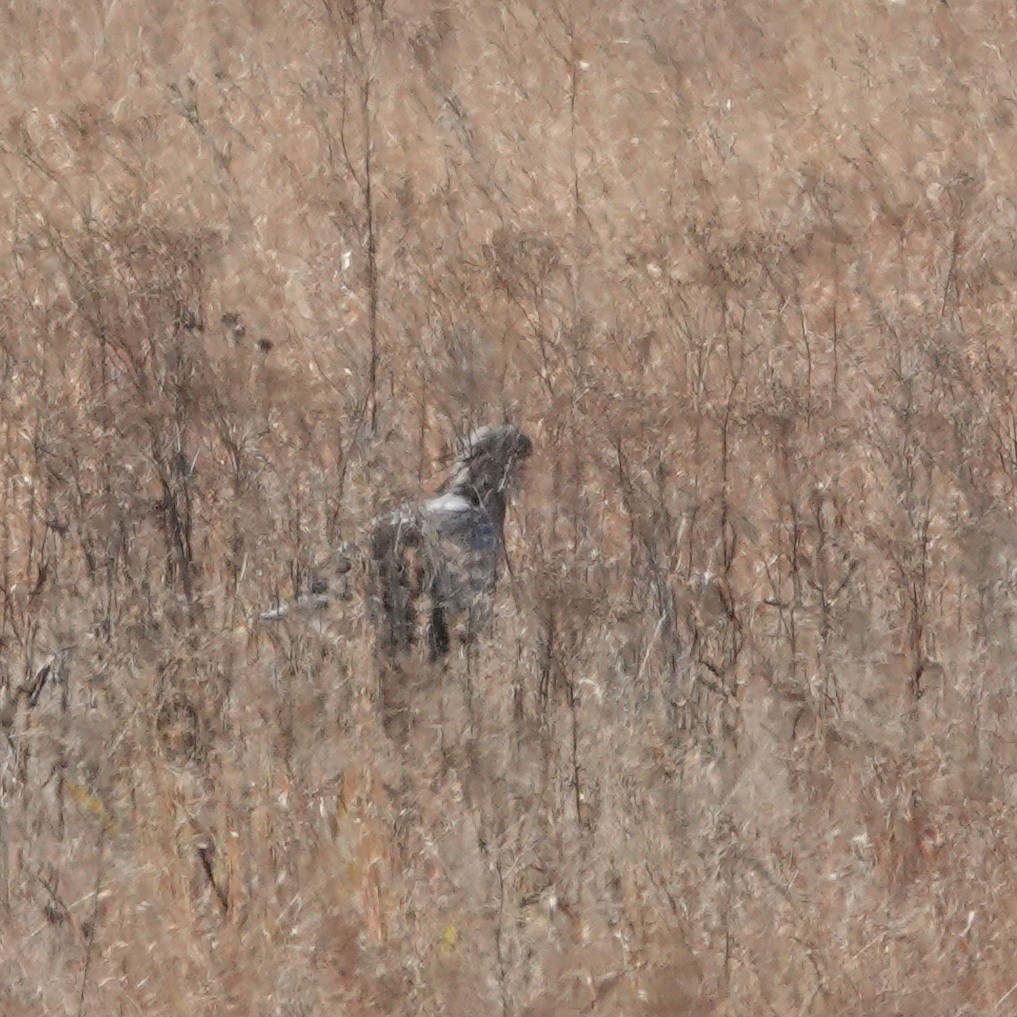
[75,824,109,1017]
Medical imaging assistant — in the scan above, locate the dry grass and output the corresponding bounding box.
[4,0,1017,1013]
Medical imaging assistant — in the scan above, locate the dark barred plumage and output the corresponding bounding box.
[260,424,532,660]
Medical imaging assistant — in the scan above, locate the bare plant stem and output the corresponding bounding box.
[76,822,109,1017]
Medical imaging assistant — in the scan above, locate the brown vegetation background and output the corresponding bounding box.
[4,0,1017,1013]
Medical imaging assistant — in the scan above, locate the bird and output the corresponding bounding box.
[260,423,532,660]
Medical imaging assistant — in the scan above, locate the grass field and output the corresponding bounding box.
[4,1,1017,1013]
